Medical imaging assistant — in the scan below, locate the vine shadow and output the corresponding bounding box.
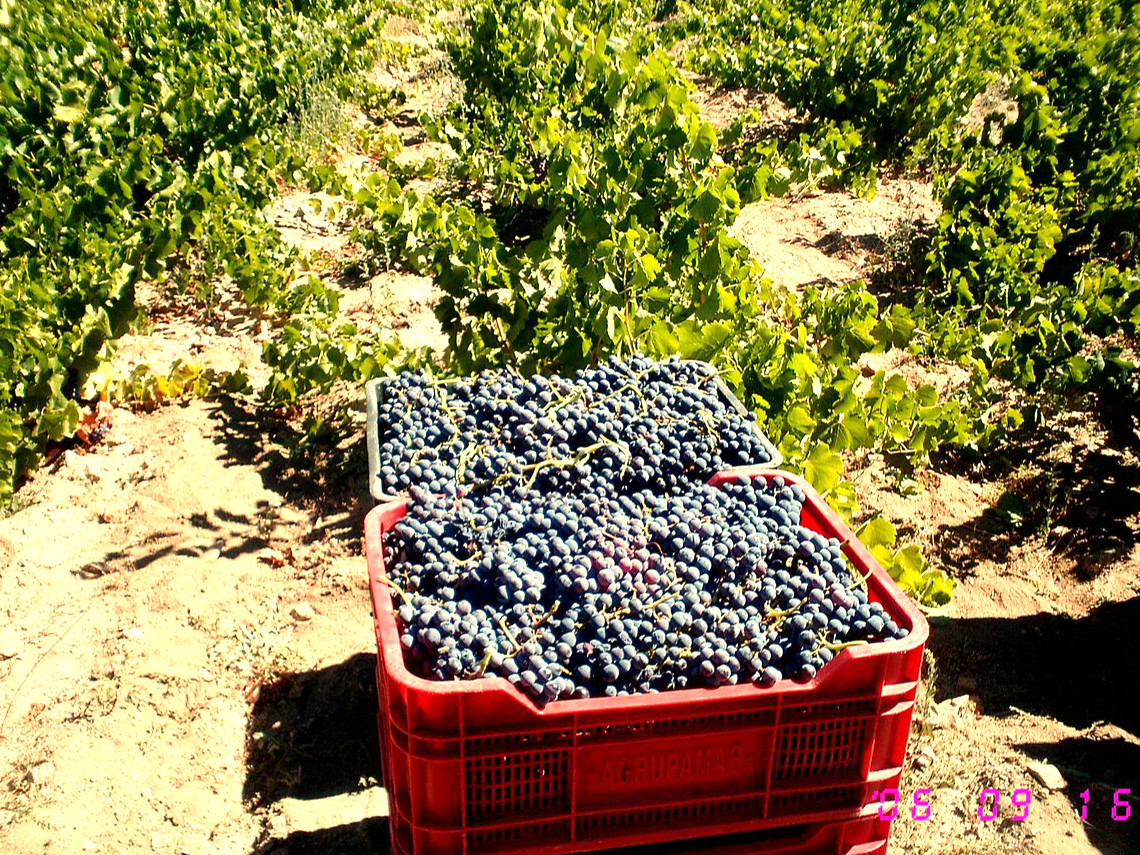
[926,594,1140,735]
[206,395,375,542]
[861,219,936,307]
[814,229,885,258]
[75,503,280,578]
[932,429,1140,577]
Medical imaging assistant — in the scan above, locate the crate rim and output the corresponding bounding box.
[367,467,930,717]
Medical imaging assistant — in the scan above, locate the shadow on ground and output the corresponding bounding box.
[244,652,381,809]
[208,395,375,541]
[814,229,885,257]
[1016,736,1140,855]
[81,507,279,577]
[254,818,392,855]
[927,595,1139,735]
[251,817,883,855]
[934,438,1140,577]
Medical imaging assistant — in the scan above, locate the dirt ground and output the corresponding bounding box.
[2,15,1138,855]
[730,179,940,291]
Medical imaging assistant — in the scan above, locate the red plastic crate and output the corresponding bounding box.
[365,469,929,855]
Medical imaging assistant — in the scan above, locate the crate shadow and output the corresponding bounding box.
[252,818,862,855]
[927,594,1140,735]
[244,652,382,809]
[254,818,392,855]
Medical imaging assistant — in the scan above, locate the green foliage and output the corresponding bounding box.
[917,11,1140,397]
[717,117,879,202]
[684,0,1006,171]
[357,0,759,373]
[84,360,253,408]
[261,314,412,402]
[928,148,1064,313]
[857,515,954,607]
[7,0,1137,613]
[0,0,395,499]
[679,0,1140,426]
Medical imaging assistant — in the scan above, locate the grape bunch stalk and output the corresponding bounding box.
[376,356,908,706]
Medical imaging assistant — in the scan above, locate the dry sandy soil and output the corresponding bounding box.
[2,15,1138,855]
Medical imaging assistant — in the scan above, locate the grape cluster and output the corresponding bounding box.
[374,355,775,499]
[384,475,909,705]
[377,356,906,704]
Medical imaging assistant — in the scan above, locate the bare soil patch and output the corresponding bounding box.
[732,179,939,289]
[846,429,1140,855]
[690,83,794,134]
[0,396,380,854]
[266,40,456,357]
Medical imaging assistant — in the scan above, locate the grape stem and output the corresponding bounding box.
[497,616,522,653]
[519,441,608,491]
[455,441,484,486]
[544,386,585,413]
[763,605,800,620]
[464,649,494,679]
[380,575,413,608]
[644,589,683,611]
[694,408,723,439]
[820,638,869,652]
[851,563,873,591]
[600,433,633,477]
[427,376,469,387]
[532,599,561,628]
[587,382,642,411]
[443,549,483,567]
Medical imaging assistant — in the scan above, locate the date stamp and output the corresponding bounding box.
[872,787,1033,821]
[872,787,1139,823]
[1078,788,1135,822]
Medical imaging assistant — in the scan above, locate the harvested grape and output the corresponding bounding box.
[385,473,907,705]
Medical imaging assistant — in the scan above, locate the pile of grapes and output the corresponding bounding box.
[373,355,776,499]
[376,356,908,705]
